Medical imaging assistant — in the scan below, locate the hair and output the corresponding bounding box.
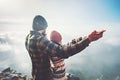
[50,30,62,43]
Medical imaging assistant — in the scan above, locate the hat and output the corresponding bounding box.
[32,15,48,31]
[50,30,62,43]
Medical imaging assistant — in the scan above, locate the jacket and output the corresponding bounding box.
[25,31,90,80]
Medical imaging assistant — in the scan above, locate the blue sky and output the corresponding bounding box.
[0,0,120,36]
[0,0,120,79]
[0,0,120,29]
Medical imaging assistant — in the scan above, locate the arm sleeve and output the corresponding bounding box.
[37,36,90,58]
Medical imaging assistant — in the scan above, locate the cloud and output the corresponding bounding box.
[0,16,32,31]
[104,37,120,46]
[0,32,31,76]
[0,44,12,52]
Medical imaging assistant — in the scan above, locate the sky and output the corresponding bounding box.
[0,0,120,79]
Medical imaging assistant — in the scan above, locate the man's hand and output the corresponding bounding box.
[88,30,106,42]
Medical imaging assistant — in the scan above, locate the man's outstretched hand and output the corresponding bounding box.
[88,30,106,42]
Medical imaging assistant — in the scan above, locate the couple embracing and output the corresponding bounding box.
[25,15,105,80]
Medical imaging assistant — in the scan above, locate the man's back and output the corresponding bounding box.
[25,31,53,80]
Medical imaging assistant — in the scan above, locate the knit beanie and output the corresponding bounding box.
[32,15,48,31]
[50,30,62,43]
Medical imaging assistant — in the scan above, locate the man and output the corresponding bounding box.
[25,15,105,80]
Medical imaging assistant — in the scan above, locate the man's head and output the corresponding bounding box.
[32,15,48,31]
[50,30,62,43]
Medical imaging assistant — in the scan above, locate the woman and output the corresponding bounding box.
[50,30,67,80]
[50,30,81,80]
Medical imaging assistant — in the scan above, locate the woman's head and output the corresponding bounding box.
[50,30,62,43]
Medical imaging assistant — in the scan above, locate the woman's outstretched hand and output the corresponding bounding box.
[88,30,106,42]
